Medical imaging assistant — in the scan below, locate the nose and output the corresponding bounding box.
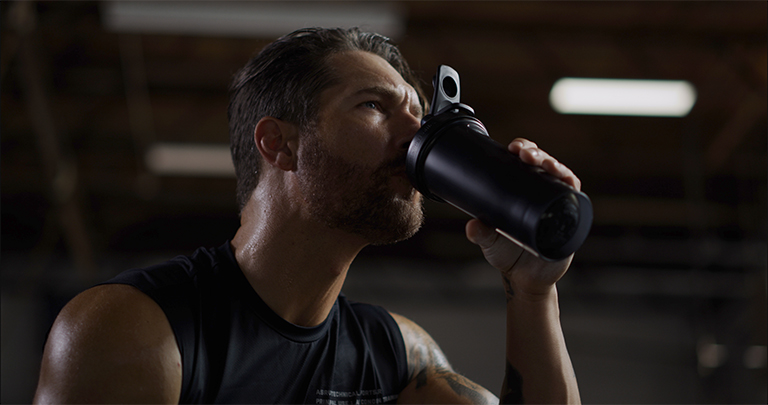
[395,110,422,151]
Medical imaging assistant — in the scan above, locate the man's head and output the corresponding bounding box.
[228,27,425,212]
[294,49,425,245]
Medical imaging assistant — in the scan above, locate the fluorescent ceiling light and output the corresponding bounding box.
[549,78,697,117]
[146,143,234,177]
[102,1,405,39]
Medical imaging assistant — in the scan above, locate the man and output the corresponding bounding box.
[34,28,581,404]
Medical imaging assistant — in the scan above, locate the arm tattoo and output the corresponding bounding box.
[500,360,524,404]
[394,313,496,404]
[405,333,430,381]
[415,365,493,404]
[440,370,494,404]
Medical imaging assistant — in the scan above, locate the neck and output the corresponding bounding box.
[231,183,367,327]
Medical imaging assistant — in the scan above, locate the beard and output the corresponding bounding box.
[296,132,424,246]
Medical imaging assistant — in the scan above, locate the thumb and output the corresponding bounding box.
[465,218,498,248]
[466,219,524,271]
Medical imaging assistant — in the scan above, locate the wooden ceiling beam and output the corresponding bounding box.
[405,1,766,39]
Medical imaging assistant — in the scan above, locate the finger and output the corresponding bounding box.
[542,158,582,191]
[509,140,583,192]
[518,146,548,166]
[508,138,537,154]
[509,139,550,166]
[562,170,581,191]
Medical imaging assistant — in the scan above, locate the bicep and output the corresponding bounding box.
[391,313,498,405]
[34,285,181,404]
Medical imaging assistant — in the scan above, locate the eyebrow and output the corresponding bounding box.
[352,85,399,101]
[353,86,424,117]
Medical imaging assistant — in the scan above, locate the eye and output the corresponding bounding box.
[362,101,379,110]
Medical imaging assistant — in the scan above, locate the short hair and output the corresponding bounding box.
[228,27,426,211]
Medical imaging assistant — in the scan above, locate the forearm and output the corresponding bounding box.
[461,139,583,404]
[500,285,580,404]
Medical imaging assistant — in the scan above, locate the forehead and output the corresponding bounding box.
[320,50,421,108]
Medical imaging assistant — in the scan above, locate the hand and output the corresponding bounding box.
[465,138,580,298]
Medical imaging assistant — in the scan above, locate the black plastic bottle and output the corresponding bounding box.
[406,65,593,261]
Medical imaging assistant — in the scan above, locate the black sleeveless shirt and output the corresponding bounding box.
[102,242,409,404]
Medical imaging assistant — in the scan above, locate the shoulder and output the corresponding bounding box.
[51,284,174,338]
[34,284,181,404]
[388,312,450,380]
[108,243,231,286]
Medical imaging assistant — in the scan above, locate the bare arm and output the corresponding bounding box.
[466,138,581,404]
[392,313,498,404]
[494,266,580,404]
[33,284,182,404]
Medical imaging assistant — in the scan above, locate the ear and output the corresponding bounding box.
[254,117,299,171]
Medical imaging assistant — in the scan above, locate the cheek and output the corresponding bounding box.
[324,122,387,165]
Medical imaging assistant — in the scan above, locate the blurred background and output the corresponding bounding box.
[1,1,765,403]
